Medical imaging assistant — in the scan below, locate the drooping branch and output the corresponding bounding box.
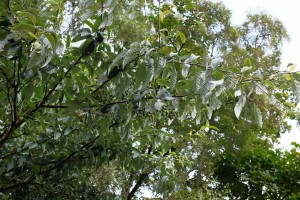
[0,134,108,192]
[126,145,175,200]
[0,52,86,148]
[0,176,35,193]
[127,172,150,200]
[92,55,140,94]
[42,105,69,108]
[127,146,153,200]
[281,191,293,200]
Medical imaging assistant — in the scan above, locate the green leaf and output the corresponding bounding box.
[207,97,222,119]
[135,64,147,90]
[176,31,186,43]
[41,50,53,68]
[27,49,42,68]
[234,93,246,118]
[194,69,202,94]
[11,23,35,33]
[169,66,177,90]
[44,32,56,49]
[72,28,92,42]
[77,75,91,85]
[157,79,169,87]
[83,20,95,30]
[145,60,154,88]
[195,97,202,124]
[184,53,200,63]
[209,125,220,131]
[292,80,300,100]
[18,156,26,167]
[122,47,139,67]
[23,82,35,100]
[214,70,224,80]
[292,72,300,82]
[54,132,61,140]
[0,91,6,101]
[93,17,102,32]
[17,11,36,24]
[7,159,14,171]
[64,91,73,102]
[64,128,72,135]
[159,10,172,22]
[287,64,297,72]
[244,57,251,67]
[162,65,171,79]
[24,141,38,149]
[155,57,166,79]
[157,88,174,100]
[253,104,263,128]
[27,31,38,40]
[66,34,71,48]
[241,66,251,73]
[49,91,60,103]
[283,74,293,81]
[88,150,95,163]
[109,51,126,70]
[283,102,295,108]
[264,80,275,89]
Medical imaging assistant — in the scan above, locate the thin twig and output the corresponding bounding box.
[158,0,161,48]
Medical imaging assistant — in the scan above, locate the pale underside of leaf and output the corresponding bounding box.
[234,93,246,119]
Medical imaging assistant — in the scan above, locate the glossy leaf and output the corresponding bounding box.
[234,93,246,118]
[253,104,263,128]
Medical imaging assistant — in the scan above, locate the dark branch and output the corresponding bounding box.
[0,176,35,193]
[0,52,84,148]
[127,145,153,200]
[127,173,150,200]
[281,191,293,200]
[0,66,12,86]
[42,105,69,108]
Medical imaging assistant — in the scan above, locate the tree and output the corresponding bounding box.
[213,145,300,199]
[0,0,299,199]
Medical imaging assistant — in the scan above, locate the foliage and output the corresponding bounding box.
[0,0,299,199]
[213,145,300,199]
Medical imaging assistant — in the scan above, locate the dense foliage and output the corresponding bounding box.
[0,0,300,199]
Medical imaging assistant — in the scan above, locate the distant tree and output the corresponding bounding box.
[213,145,300,199]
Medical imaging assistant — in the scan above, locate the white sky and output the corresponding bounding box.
[217,0,300,68]
[217,0,300,150]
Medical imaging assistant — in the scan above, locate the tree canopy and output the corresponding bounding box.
[0,0,300,199]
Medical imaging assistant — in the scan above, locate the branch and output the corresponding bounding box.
[0,54,84,148]
[123,172,136,199]
[0,137,51,159]
[178,44,184,54]
[7,0,11,14]
[42,105,69,108]
[13,59,18,122]
[40,121,120,177]
[168,61,201,66]
[127,145,175,200]
[17,73,37,92]
[91,78,110,94]
[92,55,140,94]
[127,173,150,200]
[158,0,161,48]
[0,66,13,87]
[127,145,153,200]
[0,176,35,193]
[281,191,293,200]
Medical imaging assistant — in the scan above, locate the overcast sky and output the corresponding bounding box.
[216,0,300,150]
